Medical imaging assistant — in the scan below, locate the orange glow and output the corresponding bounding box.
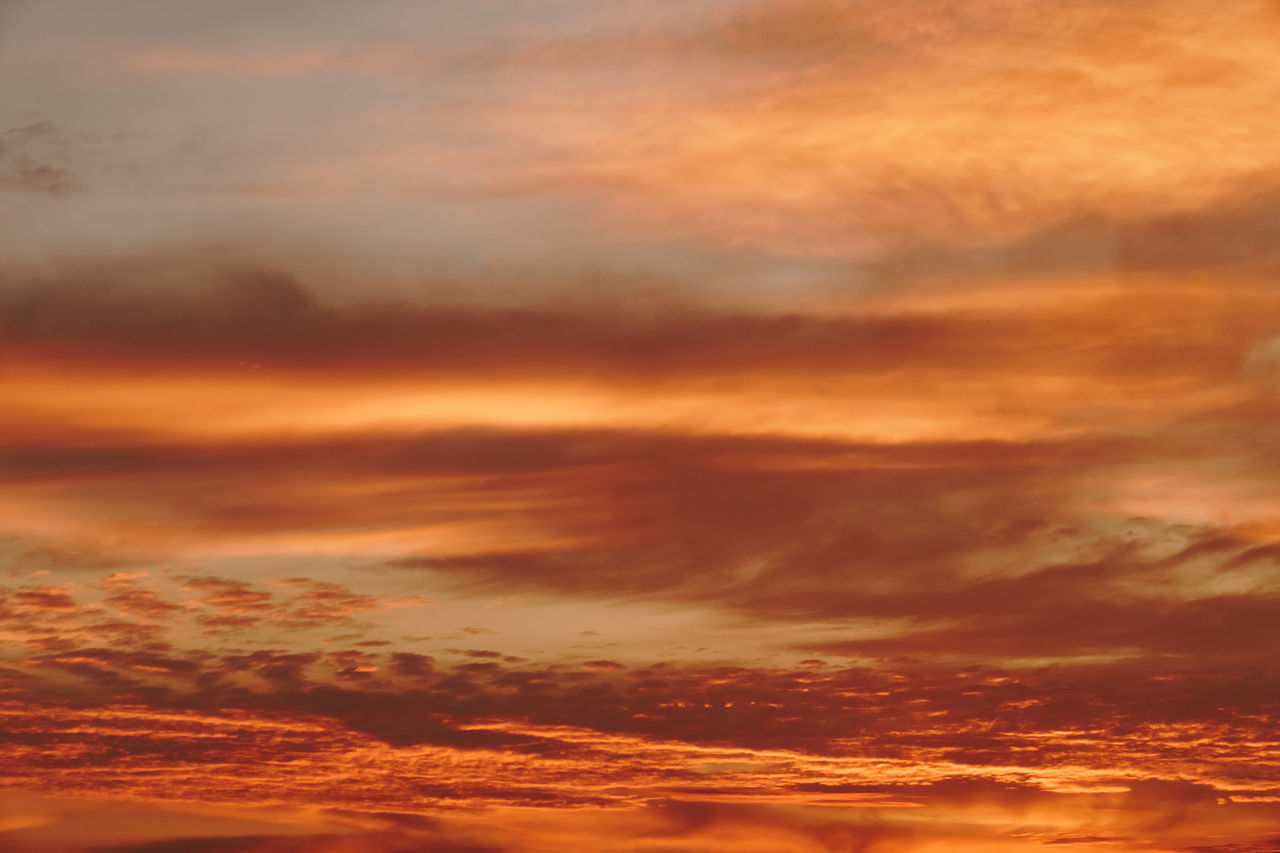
[4,1,1280,850]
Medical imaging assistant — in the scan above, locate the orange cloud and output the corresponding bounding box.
[4,2,1280,850]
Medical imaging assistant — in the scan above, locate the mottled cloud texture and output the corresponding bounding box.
[3,1,1280,851]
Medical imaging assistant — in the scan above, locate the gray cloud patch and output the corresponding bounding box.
[0,120,84,195]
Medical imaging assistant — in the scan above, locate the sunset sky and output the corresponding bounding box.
[3,1,1280,851]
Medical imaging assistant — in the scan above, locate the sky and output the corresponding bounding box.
[2,1,1280,851]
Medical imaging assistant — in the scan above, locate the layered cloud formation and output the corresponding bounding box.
[3,1,1280,851]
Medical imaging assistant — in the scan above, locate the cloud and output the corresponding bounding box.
[3,411,1278,664]
[0,41,1274,853]
[4,4,1280,850]
[860,186,1280,291]
[0,121,83,195]
[0,266,995,376]
[5,624,1280,851]
[448,0,1280,256]
[8,619,1280,764]
[91,832,508,853]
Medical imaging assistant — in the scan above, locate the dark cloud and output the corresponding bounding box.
[809,590,1280,661]
[581,659,624,671]
[857,182,1280,296]
[9,631,1280,760]
[96,839,283,853]
[0,120,84,195]
[638,799,918,850]
[1180,843,1280,853]
[0,268,973,376]
[4,422,1277,663]
[92,833,507,853]
[7,585,77,611]
[3,634,1279,853]
[388,652,435,678]
[101,586,182,619]
[0,533,135,574]
[3,257,1273,391]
